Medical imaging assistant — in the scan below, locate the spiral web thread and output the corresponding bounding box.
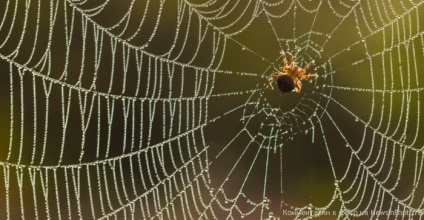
[0,0,424,219]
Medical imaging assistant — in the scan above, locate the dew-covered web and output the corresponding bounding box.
[1,0,424,219]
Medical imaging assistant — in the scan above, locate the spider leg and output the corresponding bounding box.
[280,66,291,72]
[268,82,274,90]
[286,52,294,66]
[280,50,288,67]
[267,72,280,89]
[303,60,315,71]
[268,78,275,90]
[299,72,318,79]
[294,78,302,93]
[298,61,318,79]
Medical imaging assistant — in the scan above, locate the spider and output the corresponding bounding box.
[268,50,318,93]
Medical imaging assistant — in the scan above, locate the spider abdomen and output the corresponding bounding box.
[276,75,296,93]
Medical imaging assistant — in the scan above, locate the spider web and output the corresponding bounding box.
[0,0,424,219]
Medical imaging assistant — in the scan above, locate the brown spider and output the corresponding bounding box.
[268,50,318,93]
